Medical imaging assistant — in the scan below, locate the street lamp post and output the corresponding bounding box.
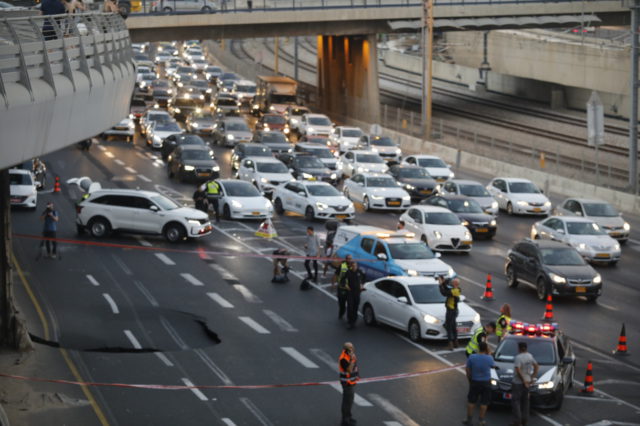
[422,0,434,141]
[630,0,639,193]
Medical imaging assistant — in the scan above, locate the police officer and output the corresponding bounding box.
[339,342,359,426]
[335,254,353,320]
[341,261,365,329]
[466,322,496,358]
[496,303,512,341]
[205,179,221,223]
[439,276,462,350]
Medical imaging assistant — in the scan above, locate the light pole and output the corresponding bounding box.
[422,0,434,140]
[630,0,639,193]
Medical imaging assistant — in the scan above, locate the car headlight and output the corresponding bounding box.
[264,126,270,131]
[177,82,183,87]
[269,106,275,111]
[183,165,195,171]
[449,171,455,179]
[491,201,498,209]
[613,243,620,251]
[260,177,269,184]
[330,173,337,180]
[153,135,161,143]
[593,274,602,284]
[371,148,378,153]
[544,201,552,207]
[402,195,411,201]
[253,104,259,109]
[549,273,566,284]
[356,167,364,173]
[433,230,442,239]
[395,148,402,155]
[199,95,204,100]
[624,222,630,231]
[284,128,290,134]
[212,166,220,172]
[301,172,313,179]
[407,269,418,277]
[516,200,528,206]
[491,379,498,386]
[154,103,160,109]
[192,122,199,128]
[231,200,243,208]
[371,195,384,200]
[405,184,415,191]
[537,381,555,390]
[464,231,472,239]
[206,88,212,93]
[448,268,455,277]
[461,220,469,226]
[174,108,181,113]
[227,134,235,140]
[576,243,588,251]
[490,219,497,226]
[290,118,298,124]
[473,313,481,323]
[423,314,441,324]
[128,121,135,129]
[265,200,273,209]
[217,108,222,112]
[187,219,201,224]
[316,202,328,210]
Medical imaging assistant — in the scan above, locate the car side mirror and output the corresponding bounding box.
[376,253,387,260]
[575,211,582,216]
[149,205,159,212]
[298,191,307,197]
[562,357,574,365]
[557,229,565,234]
[397,296,408,304]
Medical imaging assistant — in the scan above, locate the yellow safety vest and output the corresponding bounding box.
[206,181,220,195]
[495,314,511,338]
[466,326,486,355]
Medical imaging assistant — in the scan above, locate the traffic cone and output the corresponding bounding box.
[613,323,629,356]
[255,218,277,239]
[481,273,494,301]
[580,361,594,395]
[53,176,61,193]
[542,294,554,322]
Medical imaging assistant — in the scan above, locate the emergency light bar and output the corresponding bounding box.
[509,321,558,336]
[376,232,416,239]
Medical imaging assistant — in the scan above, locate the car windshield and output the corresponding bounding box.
[149,113,170,123]
[262,133,287,143]
[409,284,446,304]
[150,195,179,210]
[10,173,32,185]
[459,184,490,197]
[356,154,384,164]
[227,121,249,131]
[177,67,192,74]
[182,150,211,161]
[153,80,170,88]
[271,94,296,104]
[582,202,619,217]
[417,158,446,168]
[245,146,272,156]
[156,122,182,132]
[256,162,288,173]
[206,66,222,73]
[174,98,197,107]
[190,80,208,88]
[424,212,461,225]
[303,148,333,158]
[449,199,484,213]
[224,182,261,197]
[291,107,309,115]
[131,99,147,107]
[371,137,394,146]
[222,81,235,88]
[509,182,539,193]
[540,248,586,266]
[296,157,324,168]
[217,99,237,106]
[366,177,397,187]
[307,185,340,196]
[398,168,430,179]
[495,338,556,365]
[387,242,435,259]
[566,221,604,235]
[193,59,207,64]
[221,72,237,80]
[177,135,205,145]
[236,85,256,93]
[264,115,286,124]
[342,129,362,137]
[309,116,331,126]
[141,74,155,81]
[191,112,213,121]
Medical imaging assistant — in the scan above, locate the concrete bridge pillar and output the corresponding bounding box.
[317,34,380,124]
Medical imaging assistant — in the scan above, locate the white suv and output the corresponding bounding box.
[76,189,212,243]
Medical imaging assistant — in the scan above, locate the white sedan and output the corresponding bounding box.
[487,177,551,215]
[342,173,410,211]
[329,126,364,152]
[218,180,274,220]
[338,150,388,178]
[403,155,454,182]
[360,276,481,342]
[237,156,294,195]
[146,120,184,149]
[298,113,333,137]
[102,117,135,142]
[400,206,473,252]
[272,180,355,221]
[531,216,621,265]
[554,198,630,243]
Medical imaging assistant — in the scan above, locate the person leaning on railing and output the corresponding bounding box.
[41,0,67,40]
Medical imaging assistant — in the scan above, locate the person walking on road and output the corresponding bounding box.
[463,341,495,426]
[511,342,539,426]
[193,184,209,213]
[466,322,496,357]
[338,342,359,426]
[496,303,512,341]
[439,276,462,350]
[304,226,321,282]
[205,179,221,223]
[271,248,290,283]
[341,261,364,329]
[335,254,352,319]
[40,201,59,258]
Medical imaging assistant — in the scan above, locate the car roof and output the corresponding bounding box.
[299,180,333,187]
[360,172,393,178]
[392,164,423,169]
[297,142,330,150]
[244,156,282,163]
[548,215,594,223]
[176,144,209,151]
[450,179,482,185]
[304,113,329,118]
[373,276,439,286]
[408,154,441,160]
[569,198,610,204]
[234,80,256,86]
[349,150,378,155]
[521,238,572,249]
[239,143,269,149]
[336,126,360,130]
[495,177,532,183]
[434,194,473,201]
[218,179,252,185]
[90,188,159,198]
[412,205,452,213]
[223,117,247,123]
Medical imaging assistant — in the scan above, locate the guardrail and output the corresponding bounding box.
[0,12,132,107]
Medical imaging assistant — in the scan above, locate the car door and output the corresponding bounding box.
[490,179,508,209]
[441,181,456,195]
[370,279,394,325]
[537,218,557,240]
[357,237,378,280]
[519,243,540,284]
[556,336,572,387]
[371,240,391,279]
[106,195,139,231]
[404,208,423,236]
[351,174,366,202]
[281,182,299,211]
[386,281,411,329]
[239,159,255,182]
[289,183,306,213]
[131,196,163,233]
[405,156,416,165]
[343,152,355,176]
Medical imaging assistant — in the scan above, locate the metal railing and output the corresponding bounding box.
[0,12,132,107]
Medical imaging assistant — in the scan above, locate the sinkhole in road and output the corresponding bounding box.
[29,308,221,353]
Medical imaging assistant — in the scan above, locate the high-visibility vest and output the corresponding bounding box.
[495,314,511,338]
[206,181,220,195]
[339,351,359,385]
[337,262,350,290]
[466,326,486,355]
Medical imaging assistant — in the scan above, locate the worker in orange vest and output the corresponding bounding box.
[339,342,359,426]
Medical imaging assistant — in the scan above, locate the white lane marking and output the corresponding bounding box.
[135,151,147,159]
[153,161,162,168]
[434,348,466,355]
[368,394,420,426]
[233,284,262,303]
[564,395,618,402]
[146,152,156,159]
[155,253,175,266]
[595,379,640,386]
[114,159,125,166]
[571,341,640,374]
[112,254,133,275]
[125,166,137,174]
[280,347,319,369]
[86,274,100,286]
[97,145,107,151]
[310,348,339,372]
[155,352,174,367]
[239,397,273,426]
[160,317,188,350]
[221,419,237,426]
[181,272,204,286]
[102,293,119,314]
[263,310,298,332]
[207,292,234,308]
[329,384,373,407]
[210,263,239,281]
[137,174,152,182]
[238,316,270,334]
[194,348,234,386]
[181,378,208,401]
[132,280,159,307]
[104,151,114,158]
[135,236,152,247]
[597,302,619,311]
[628,238,640,245]
[123,330,142,349]
[572,378,640,412]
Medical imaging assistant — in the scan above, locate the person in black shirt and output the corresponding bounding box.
[192,184,209,213]
[340,262,365,329]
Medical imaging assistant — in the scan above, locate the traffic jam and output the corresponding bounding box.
[8,39,640,426]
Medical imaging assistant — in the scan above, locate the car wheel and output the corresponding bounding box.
[536,278,548,301]
[363,196,370,211]
[164,223,185,243]
[343,188,350,199]
[363,304,376,326]
[274,198,284,214]
[408,319,421,342]
[506,265,519,288]
[507,202,514,215]
[163,6,172,12]
[223,204,231,220]
[305,206,315,221]
[201,6,212,12]
[89,217,111,238]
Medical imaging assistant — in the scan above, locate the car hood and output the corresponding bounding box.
[415,302,478,322]
[194,119,215,126]
[313,195,352,206]
[271,104,292,114]
[493,362,554,383]
[372,146,399,154]
[425,167,451,177]
[470,196,497,210]
[299,167,332,175]
[228,130,253,140]
[506,193,549,203]
[225,196,271,210]
[423,224,469,238]
[393,258,451,275]
[588,216,625,228]
[154,130,182,138]
[319,158,338,166]
[367,187,408,198]
[398,177,437,187]
[171,206,209,220]
[256,172,293,181]
[567,234,618,249]
[456,212,494,223]
[263,142,292,151]
[544,264,597,280]
[183,159,216,168]
[340,136,361,143]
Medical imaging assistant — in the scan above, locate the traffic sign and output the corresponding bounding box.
[586,91,605,147]
[369,123,382,136]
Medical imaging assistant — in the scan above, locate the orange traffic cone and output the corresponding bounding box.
[580,361,594,395]
[53,176,61,193]
[542,294,554,322]
[613,323,629,356]
[481,273,494,301]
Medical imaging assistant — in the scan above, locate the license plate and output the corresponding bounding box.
[198,172,210,177]
[575,286,586,293]
[336,214,347,219]
[610,232,622,237]
[436,178,446,182]
[476,228,488,233]
[503,393,512,400]
[420,190,432,194]
[252,211,261,216]
[595,253,610,259]
[308,177,317,181]
[10,198,20,203]
[457,327,470,334]
[388,201,401,206]
[533,207,542,212]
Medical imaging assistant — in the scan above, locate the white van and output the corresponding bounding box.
[152,0,218,13]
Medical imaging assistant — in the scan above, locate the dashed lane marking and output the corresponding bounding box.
[114,159,125,166]
[433,348,466,355]
[221,419,237,426]
[97,145,106,151]
[280,347,319,369]
[233,284,262,303]
[123,330,142,349]
[209,263,239,281]
[155,352,174,367]
[207,292,234,309]
[239,397,273,426]
[368,394,420,426]
[112,254,133,276]
[160,317,188,351]
[194,348,234,386]
[564,395,619,402]
[125,167,137,174]
[132,280,159,307]
[135,152,147,159]
[329,384,373,407]
[104,151,114,158]
[263,310,297,332]
[181,378,208,401]
[86,274,100,286]
[102,294,119,314]
[137,174,152,183]
[238,316,270,334]
[384,422,403,426]
[309,348,338,372]
[155,253,175,266]
[180,272,204,287]
[135,236,152,247]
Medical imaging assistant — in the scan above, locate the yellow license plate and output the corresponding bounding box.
[252,212,261,216]
[336,214,347,219]
[308,177,317,181]
[198,172,210,177]
[610,232,622,237]
[436,178,446,182]
[575,286,586,293]
[462,241,472,245]
[420,190,432,194]
[595,253,610,259]
[388,201,401,206]
[476,228,488,233]
[533,208,542,212]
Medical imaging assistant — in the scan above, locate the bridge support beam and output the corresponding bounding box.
[317,34,380,124]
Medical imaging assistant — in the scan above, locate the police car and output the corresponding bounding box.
[490,322,576,410]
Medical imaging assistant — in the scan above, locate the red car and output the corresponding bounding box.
[255,113,290,137]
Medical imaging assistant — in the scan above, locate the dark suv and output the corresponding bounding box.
[504,239,602,302]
